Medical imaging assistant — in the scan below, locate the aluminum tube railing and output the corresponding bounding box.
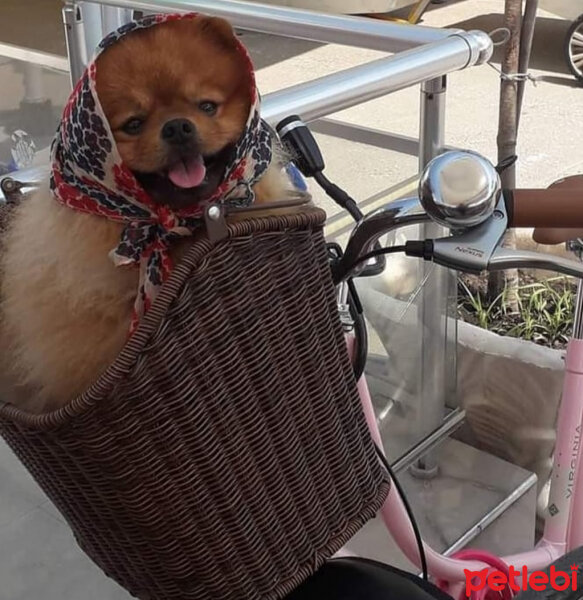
[91,0,460,52]
[261,31,491,125]
[0,42,70,72]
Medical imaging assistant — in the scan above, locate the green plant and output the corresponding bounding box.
[506,279,574,346]
[458,279,505,331]
[458,276,575,348]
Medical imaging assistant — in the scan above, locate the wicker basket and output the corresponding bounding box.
[0,206,389,600]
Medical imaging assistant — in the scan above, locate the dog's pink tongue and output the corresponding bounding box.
[168,155,206,188]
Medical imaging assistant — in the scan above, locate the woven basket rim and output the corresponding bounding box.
[0,207,327,429]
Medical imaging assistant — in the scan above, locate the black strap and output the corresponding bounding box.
[495,155,518,175]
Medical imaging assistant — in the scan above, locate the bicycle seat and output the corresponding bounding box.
[285,557,453,600]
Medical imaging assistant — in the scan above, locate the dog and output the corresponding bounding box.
[0,15,294,414]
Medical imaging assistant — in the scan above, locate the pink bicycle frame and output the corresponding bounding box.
[346,311,583,586]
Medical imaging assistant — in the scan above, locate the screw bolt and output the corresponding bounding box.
[207,205,221,221]
[1,178,17,193]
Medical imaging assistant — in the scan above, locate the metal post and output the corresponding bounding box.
[100,5,133,33]
[22,64,46,103]
[78,2,105,60]
[411,76,451,478]
[62,2,133,84]
[80,3,133,60]
[76,2,134,62]
[419,77,446,169]
[63,2,88,86]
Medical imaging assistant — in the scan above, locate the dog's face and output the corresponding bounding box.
[95,17,253,209]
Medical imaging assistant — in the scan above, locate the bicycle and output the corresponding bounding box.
[321,148,583,599]
[3,145,583,600]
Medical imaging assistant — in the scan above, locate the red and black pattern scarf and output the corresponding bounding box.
[50,13,273,333]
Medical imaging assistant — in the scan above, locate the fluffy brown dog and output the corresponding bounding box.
[0,16,291,414]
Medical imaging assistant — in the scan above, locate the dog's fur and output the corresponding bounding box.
[0,17,291,413]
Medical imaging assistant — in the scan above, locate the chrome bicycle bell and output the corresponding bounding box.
[419,150,501,229]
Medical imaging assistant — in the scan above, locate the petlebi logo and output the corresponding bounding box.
[464,565,579,596]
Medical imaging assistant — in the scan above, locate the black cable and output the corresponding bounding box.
[314,171,363,221]
[495,154,518,175]
[336,245,408,282]
[344,241,436,278]
[328,242,368,380]
[346,277,363,315]
[277,116,386,276]
[313,167,385,277]
[356,245,407,265]
[347,280,367,381]
[276,115,363,223]
[375,444,429,581]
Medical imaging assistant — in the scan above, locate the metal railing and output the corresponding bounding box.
[261,34,489,124]
[0,42,69,72]
[59,0,493,467]
[83,0,460,50]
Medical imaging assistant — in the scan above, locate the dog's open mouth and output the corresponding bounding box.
[166,155,207,189]
[135,148,231,209]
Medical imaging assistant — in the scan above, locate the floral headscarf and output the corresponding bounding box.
[50,13,273,333]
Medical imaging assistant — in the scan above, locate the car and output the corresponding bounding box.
[540,0,583,83]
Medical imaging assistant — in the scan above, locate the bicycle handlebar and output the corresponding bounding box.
[334,185,583,284]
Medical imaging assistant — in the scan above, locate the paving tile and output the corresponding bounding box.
[0,507,131,600]
[0,438,48,529]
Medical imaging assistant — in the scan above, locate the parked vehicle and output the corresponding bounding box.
[541,0,583,83]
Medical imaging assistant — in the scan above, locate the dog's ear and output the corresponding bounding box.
[196,15,238,48]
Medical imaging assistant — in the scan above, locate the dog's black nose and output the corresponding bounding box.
[161,119,196,145]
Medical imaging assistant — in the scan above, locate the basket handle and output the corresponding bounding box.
[204,191,313,242]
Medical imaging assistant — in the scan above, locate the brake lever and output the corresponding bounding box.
[423,193,583,280]
[488,248,583,279]
[429,194,508,274]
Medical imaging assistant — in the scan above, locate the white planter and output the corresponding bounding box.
[455,318,561,480]
[253,0,416,14]
[358,283,562,486]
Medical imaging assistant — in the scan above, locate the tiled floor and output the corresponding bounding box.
[0,438,131,599]
[346,437,537,571]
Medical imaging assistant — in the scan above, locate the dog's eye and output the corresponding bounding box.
[121,118,144,135]
[198,101,218,116]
